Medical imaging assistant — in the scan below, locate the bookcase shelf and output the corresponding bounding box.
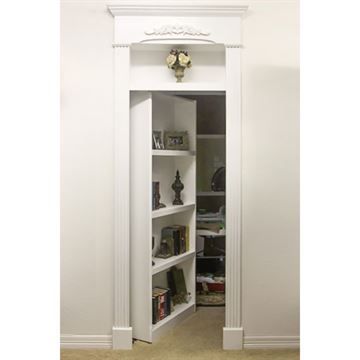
[197,255,226,259]
[152,150,196,157]
[197,229,226,237]
[152,250,196,275]
[197,191,225,197]
[152,301,195,333]
[152,203,196,219]
[197,134,225,140]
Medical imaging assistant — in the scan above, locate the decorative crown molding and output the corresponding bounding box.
[108,2,248,17]
[144,24,210,37]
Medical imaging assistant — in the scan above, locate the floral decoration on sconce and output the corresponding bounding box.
[166,49,192,83]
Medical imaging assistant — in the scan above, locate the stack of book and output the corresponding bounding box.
[152,287,172,325]
[161,225,189,256]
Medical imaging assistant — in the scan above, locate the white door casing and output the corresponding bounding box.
[108,1,248,350]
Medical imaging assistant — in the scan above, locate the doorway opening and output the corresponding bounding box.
[130,91,226,344]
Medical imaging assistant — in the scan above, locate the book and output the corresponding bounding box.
[161,227,180,255]
[161,225,187,256]
[167,270,176,298]
[167,267,187,295]
[152,287,172,322]
[173,225,185,254]
[154,287,171,317]
[173,267,187,295]
[152,296,158,324]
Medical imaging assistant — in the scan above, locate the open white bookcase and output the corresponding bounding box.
[130,92,197,342]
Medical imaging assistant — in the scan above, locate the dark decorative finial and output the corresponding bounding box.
[172,170,184,205]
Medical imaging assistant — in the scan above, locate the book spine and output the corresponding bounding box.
[159,294,165,320]
[166,289,171,315]
[181,226,186,254]
[174,230,180,255]
[167,270,176,297]
[152,296,157,324]
[163,292,168,317]
[157,294,160,322]
[152,182,155,210]
[155,182,160,209]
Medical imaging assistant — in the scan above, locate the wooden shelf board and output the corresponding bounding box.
[152,301,195,333]
[152,150,196,157]
[197,191,225,196]
[152,250,195,275]
[196,229,226,237]
[197,134,225,139]
[152,203,195,219]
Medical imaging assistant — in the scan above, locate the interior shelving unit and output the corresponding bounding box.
[130,92,196,343]
[189,95,226,307]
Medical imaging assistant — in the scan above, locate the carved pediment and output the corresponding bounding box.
[144,24,210,37]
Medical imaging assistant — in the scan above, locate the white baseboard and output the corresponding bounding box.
[223,327,244,350]
[60,334,112,349]
[60,333,299,350]
[244,335,300,349]
[112,326,133,350]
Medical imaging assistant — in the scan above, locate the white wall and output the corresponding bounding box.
[242,1,299,337]
[60,2,114,335]
[61,0,299,340]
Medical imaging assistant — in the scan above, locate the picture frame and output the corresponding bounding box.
[164,131,189,150]
[152,130,164,150]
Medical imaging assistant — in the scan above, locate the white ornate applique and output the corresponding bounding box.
[144,24,210,36]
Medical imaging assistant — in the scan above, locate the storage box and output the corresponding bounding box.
[196,281,225,293]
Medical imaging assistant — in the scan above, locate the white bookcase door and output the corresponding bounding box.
[130,91,197,343]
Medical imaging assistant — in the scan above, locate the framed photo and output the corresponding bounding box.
[164,131,189,150]
[152,130,164,150]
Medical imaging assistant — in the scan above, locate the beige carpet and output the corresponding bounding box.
[61,307,299,360]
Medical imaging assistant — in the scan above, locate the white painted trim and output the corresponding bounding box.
[62,0,296,4]
[60,0,299,7]
[60,333,300,350]
[108,2,248,17]
[112,327,133,349]
[60,335,112,349]
[223,327,244,350]
[244,336,300,349]
[224,46,243,337]
[109,1,247,349]
[113,45,133,349]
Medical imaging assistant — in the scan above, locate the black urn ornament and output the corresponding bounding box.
[172,170,184,205]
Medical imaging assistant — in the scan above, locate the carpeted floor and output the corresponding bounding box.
[61,307,299,360]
